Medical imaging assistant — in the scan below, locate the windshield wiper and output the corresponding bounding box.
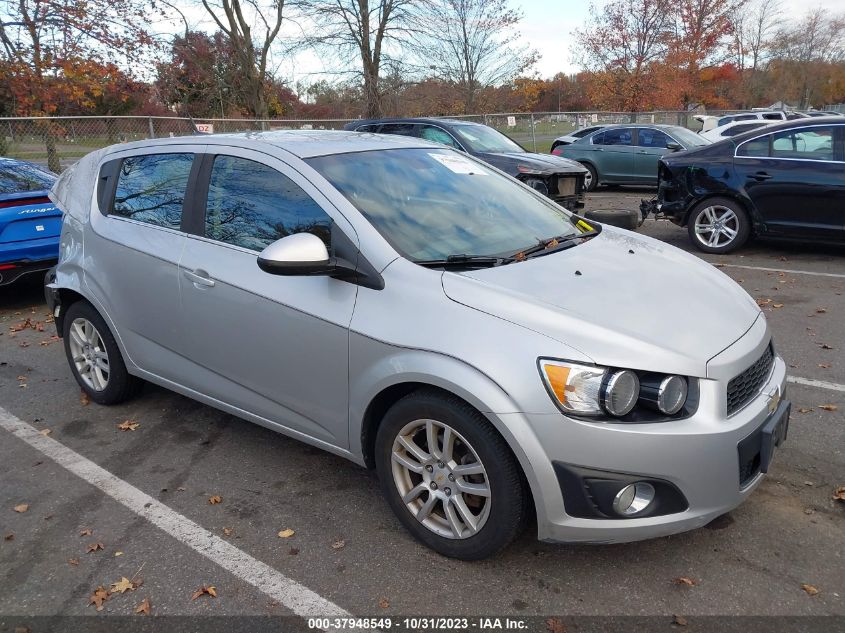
[415,254,514,269]
[511,231,598,260]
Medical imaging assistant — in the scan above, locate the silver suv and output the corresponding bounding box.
[46,131,790,559]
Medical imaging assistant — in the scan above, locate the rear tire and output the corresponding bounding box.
[687,197,750,254]
[375,389,527,560]
[62,301,141,405]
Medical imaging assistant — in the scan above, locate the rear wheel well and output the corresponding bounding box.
[55,288,88,335]
[360,382,536,521]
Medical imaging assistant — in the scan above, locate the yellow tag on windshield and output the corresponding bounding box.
[576,219,593,232]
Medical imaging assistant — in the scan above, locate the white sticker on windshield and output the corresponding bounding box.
[428,153,489,175]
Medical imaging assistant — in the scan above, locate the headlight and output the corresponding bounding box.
[539,359,605,416]
[524,177,549,196]
[601,370,639,416]
[539,360,691,420]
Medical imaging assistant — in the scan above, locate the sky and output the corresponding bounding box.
[155,0,844,87]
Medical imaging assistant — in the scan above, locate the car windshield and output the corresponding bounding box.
[670,127,710,147]
[451,125,525,153]
[307,148,581,262]
[0,161,56,194]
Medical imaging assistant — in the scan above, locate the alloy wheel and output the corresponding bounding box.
[67,317,110,391]
[693,205,739,249]
[391,418,491,539]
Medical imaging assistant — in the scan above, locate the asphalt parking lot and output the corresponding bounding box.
[0,188,843,629]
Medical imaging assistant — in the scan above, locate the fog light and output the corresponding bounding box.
[612,482,655,516]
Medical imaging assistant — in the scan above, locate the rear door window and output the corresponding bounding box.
[204,155,332,251]
[378,123,417,137]
[724,123,766,136]
[112,153,193,229]
[771,127,834,161]
[592,128,632,146]
[417,125,462,149]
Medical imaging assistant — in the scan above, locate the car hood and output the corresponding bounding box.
[477,151,587,175]
[441,227,762,377]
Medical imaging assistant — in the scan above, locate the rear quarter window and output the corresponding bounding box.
[111,153,194,229]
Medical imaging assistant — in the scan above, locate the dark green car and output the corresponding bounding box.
[555,124,710,191]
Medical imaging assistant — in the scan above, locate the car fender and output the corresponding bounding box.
[348,337,554,521]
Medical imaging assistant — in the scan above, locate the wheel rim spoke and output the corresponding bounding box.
[390,418,491,540]
[69,318,109,392]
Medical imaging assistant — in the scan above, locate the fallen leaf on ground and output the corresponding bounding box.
[13,504,29,513]
[39,429,51,436]
[819,344,835,350]
[79,528,92,536]
[110,577,137,594]
[68,558,79,565]
[801,584,819,596]
[674,577,697,586]
[816,308,827,314]
[673,615,688,626]
[135,597,151,615]
[222,527,233,536]
[4,533,13,540]
[191,585,217,600]
[833,486,845,501]
[545,617,567,633]
[332,539,345,550]
[80,391,90,406]
[378,597,389,609]
[288,547,299,555]
[277,528,294,538]
[88,586,110,611]
[756,298,771,306]
[798,407,814,414]
[114,551,123,557]
[87,542,104,553]
[818,364,831,369]
[208,495,222,505]
[117,420,139,431]
[773,303,784,309]
[819,404,838,412]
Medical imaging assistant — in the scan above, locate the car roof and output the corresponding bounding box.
[350,117,482,128]
[727,115,844,142]
[98,129,439,160]
[590,123,690,131]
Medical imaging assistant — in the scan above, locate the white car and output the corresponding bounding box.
[699,120,773,142]
[551,125,609,153]
[695,111,788,133]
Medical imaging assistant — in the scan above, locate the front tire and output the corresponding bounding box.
[375,389,527,560]
[687,197,750,253]
[581,163,598,191]
[63,301,141,405]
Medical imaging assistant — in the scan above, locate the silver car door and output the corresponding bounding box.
[177,148,358,448]
[85,148,201,380]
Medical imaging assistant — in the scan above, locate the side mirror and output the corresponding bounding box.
[666,142,682,151]
[257,233,335,276]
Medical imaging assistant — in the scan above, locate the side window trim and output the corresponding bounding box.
[184,153,213,236]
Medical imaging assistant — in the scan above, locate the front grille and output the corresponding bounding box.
[726,344,774,416]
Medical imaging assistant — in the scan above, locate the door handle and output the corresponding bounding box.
[748,171,772,181]
[183,269,215,288]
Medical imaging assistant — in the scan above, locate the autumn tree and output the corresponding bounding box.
[411,0,537,113]
[574,0,675,113]
[731,0,782,106]
[667,0,747,109]
[0,0,155,170]
[197,0,286,118]
[303,0,421,118]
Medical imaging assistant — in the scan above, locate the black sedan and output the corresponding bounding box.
[343,118,588,210]
[647,117,845,253]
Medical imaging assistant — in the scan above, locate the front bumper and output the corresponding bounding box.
[501,328,789,544]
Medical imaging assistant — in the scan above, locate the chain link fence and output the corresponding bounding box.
[0,111,742,172]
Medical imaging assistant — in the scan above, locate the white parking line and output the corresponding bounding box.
[787,376,845,393]
[0,406,349,619]
[712,263,845,279]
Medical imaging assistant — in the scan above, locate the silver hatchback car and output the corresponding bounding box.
[45,131,790,560]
